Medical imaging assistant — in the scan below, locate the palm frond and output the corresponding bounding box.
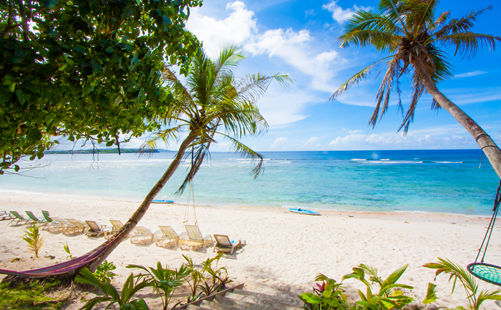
[218,132,264,178]
[370,57,400,127]
[341,10,403,50]
[377,0,411,36]
[433,7,493,38]
[331,56,394,100]
[429,11,450,33]
[139,125,185,153]
[438,32,501,57]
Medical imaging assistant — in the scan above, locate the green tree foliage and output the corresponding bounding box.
[0,0,202,173]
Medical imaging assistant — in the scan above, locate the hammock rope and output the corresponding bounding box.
[467,180,501,286]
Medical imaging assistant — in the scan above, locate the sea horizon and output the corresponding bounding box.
[1,149,499,216]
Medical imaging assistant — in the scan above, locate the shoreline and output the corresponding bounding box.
[0,190,499,308]
[0,188,494,219]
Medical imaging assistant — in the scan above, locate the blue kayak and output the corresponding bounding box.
[152,200,174,204]
[289,208,321,216]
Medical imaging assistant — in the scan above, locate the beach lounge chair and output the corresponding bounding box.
[25,211,49,225]
[0,211,12,221]
[130,226,154,245]
[213,234,244,255]
[85,220,108,238]
[155,226,179,249]
[41,210,53,223]
[106,220,128,240]
[179,224,214,250]
[9,211,30,225]
[44,217,68,234]
[62,218,87,236]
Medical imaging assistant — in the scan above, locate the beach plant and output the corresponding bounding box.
[75,267,150,310]
[199,253,231,296]
[332,0,501,179]
[424,258,501,309]
[298,273,349,310]
[182,255,206,302]
[127,262,190,310]
[63,243,73,259]
[23,222,43,258]
[342,264,414,309]
[84,47,288,271]
[94,260,117,283]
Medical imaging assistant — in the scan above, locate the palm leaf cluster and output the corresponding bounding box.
[332,0,500,132]
[145,47,289,192]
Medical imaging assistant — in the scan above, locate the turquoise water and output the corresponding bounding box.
[0,150,499,215]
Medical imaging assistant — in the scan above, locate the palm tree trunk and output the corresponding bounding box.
[414,59,501,179]
[87,131,197,271]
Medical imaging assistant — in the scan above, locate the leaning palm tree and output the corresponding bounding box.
[87,47,288,270]
[331,0,501,179]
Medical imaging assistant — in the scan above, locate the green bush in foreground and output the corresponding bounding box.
[301,259,501,309]
[23,223,43,258]
[0,279,65,309]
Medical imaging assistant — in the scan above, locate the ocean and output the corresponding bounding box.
[1,149,499,215]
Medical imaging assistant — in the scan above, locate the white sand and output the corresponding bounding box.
[0,190,500,309]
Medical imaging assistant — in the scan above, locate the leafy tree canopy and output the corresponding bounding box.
[0,0,202,173]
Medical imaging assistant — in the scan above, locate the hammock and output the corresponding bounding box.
[467,180,501,286]
[0,229,124,280]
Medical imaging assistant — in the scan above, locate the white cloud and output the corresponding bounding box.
[454,71,487,79]
[187,1,257,57]
[245,28,341,92]
[188,1,342,93]
[445,88,501,105]
[256,85,320,127]
[322,1,371,24]
[328,125,478,150]
[271,137,288,149]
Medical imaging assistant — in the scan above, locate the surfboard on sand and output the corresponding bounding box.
[288,208,321,216]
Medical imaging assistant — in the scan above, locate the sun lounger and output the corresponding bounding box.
[41,210,53,223]
[85,220,108,238]
[62,218,87,236]
[25,211,49,225]
[130,226,154,245]
[106,220,128,240]
[44,217,68,234]
[213,234,244,255]
[155,226,179,249]
[0,211,12,221]
[179,224,214,250]
[9,211,30,225]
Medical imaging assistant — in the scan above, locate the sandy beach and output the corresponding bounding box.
[0,190,500,309]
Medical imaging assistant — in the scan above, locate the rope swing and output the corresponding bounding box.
[467,180,501,286]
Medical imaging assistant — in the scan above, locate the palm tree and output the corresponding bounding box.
[331,0,501,179]
[88,47,288,270]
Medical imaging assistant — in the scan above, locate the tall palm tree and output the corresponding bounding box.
[88,47,288,270]
[331,0,501,179]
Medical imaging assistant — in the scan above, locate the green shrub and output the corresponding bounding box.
[94,260,117,283]
[299,273,348,310]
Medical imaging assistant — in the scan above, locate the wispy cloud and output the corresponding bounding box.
[445,88,501,105]
[454,70,487,79]
[322,0,372,24]
[328,125,478,150]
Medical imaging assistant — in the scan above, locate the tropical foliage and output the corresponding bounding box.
[76,255,232,309]
[0,0,201,173]
[94,260,117,283]
[424,258,501,310]
[23,223,43,258]
[299,273,349,310]
[332,0,501,178]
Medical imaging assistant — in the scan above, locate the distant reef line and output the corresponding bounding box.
[45,148,175,154]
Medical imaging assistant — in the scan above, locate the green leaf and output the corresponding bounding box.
[423,283,438,305]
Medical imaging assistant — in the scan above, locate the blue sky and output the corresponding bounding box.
[172,0,501,151]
